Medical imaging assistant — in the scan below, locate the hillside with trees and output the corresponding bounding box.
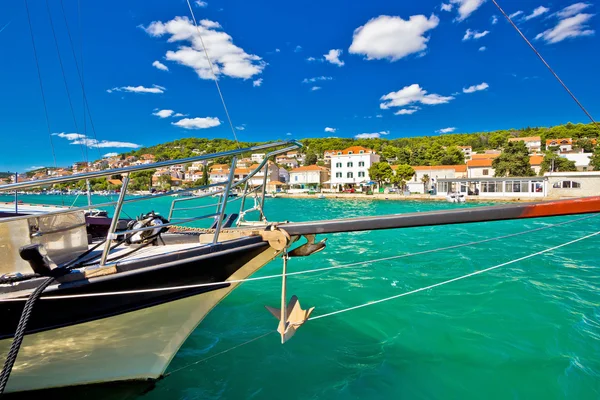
[121,122,599,167]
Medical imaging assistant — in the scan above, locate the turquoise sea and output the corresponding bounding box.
[2,194,600,399]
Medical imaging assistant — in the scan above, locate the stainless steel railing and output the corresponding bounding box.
[0,140,302,266]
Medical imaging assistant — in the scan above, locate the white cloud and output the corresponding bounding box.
[436,127,456,133]
[53,132,141,148]
[463,82,489,93]
[324,127,336,133]
[463,29,489,40]
[349,14,439,61]
[152,60,169,71]
[306,56,317,61]
[323,49,345,66]
[478,46,487,51]
[275,48,281,52]
[536,6,595,44]
[491,15,498,24]
[172,117,221,129]
[195,1,208,7]
[173,112,185,117]
[554,3,592,18]
[509,11,524,19]
[380,84,454,112]
[524,6,550,21]
[253,78,263,87]
[355,131,390,139]
[294,45,303,52]
[302,76,333,83]
[103,152,118,158]
[27,166,45,171]
[107,84,165,94]
[394,108,420,115]
[376,114,383,118]
[441,3,453,12]
[311,86,321,91]
[152,109,174,118]
[235,126,245,130]
[144,17,265,80]
[450,0,486,21]
[286,132,292,136]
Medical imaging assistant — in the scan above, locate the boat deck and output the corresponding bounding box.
[85,241,205,267]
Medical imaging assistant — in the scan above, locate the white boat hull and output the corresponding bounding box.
[1,245,282,394]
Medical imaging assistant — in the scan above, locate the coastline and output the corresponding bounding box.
[272,193,569,203]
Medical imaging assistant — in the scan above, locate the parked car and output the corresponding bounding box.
[343,188,356,193]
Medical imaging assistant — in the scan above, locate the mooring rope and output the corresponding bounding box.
[309,229,600,321]
[163,226,600,377]
[0,214,596,302]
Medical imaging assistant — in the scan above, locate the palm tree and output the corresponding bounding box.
[421,174,430,194]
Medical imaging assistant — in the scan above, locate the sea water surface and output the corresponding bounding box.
[2,194,600,399]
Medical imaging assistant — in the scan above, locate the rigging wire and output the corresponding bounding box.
[59,0,102,161]
[164,331,275,377]
[492,0,599,130]
[185,0,241,148]
[45,0,88,163]
[309,229,600,321]
[23,0,58,170]
[2,214,596,302]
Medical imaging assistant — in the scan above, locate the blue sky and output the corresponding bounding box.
[0,0,599,172]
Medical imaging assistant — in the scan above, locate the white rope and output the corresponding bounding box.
[309,229,600,321]
[0,215,595,302]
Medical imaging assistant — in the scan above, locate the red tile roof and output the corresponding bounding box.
[290,165,328,172]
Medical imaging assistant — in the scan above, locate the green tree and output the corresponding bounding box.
[368,162,394,187]
[158,175,172,190]
[391,164,415,191]
[304,150,318,166]
[539,151,577,175]
[440,146,465,165]
[492,141,535,177]
[200,166,209,186]
[576,138,595,152]
[130,169,155,191]
[421,174,430,194]
[590,146,600,170]
[426,143,444,165]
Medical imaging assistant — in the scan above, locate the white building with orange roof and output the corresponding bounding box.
[330,146,380,191]
[545,138,573,153]
[508,136,541,153]
[397,165,467,194]
[288,165,330,192]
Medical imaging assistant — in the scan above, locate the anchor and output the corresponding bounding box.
[288,234,327,257]
[265,250,315,344]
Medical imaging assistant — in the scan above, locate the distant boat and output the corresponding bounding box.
[446,192,466,203]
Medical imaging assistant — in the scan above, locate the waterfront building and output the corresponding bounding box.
[458,146,472,161]
[288,165,330,192]
[329,146,380,191]
[399,165,467,194]
[251,153,265,163]
[436,177,546,198]
[560,153,593,171]
[546,171,600,197]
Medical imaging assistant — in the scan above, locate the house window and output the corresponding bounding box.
[553,181,581,189]
[482,169,489,176]
[336,162,342,168]
[358,171,365,177]
[336,172,342,178]
[358,161,365,167]
[337,152,341,155]
[348,151,353,155]
[294,176,298,181]
[347,172,353,178]
[347,162,353,167]
[359,150,364,154]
